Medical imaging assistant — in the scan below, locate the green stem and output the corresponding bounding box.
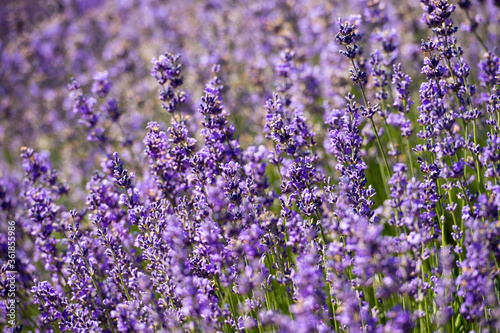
[421,247,431,333]
[463,10,489,51]
[71,219,116,333]
[110,249,132,302]
[472,120,483,192]
[371,118,391,177]
[407,137,415,178]
[215,275,241,333]
[347,47,391,177]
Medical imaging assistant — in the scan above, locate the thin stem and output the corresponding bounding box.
[421,246,431,333]
[110,249,132,302]
[215,275,241,333]
[472,120,482,192]
[441,31,483,193]
[407,137,415,177]
[463,9,489,52]
[371,118,392,177]
[346,51,391,177]
[70,218,116,333]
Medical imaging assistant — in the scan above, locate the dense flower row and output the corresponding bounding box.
[1,0,500,332]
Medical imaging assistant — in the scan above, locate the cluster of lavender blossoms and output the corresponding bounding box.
[2,0,500,332]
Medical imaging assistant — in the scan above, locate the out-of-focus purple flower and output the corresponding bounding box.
[91,70,111,98]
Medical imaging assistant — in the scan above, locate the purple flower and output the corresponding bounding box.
[91,70,111,98]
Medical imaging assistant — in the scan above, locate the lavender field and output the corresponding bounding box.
[2,0,500,332]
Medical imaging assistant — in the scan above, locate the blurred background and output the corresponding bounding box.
[1,0,499,204]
